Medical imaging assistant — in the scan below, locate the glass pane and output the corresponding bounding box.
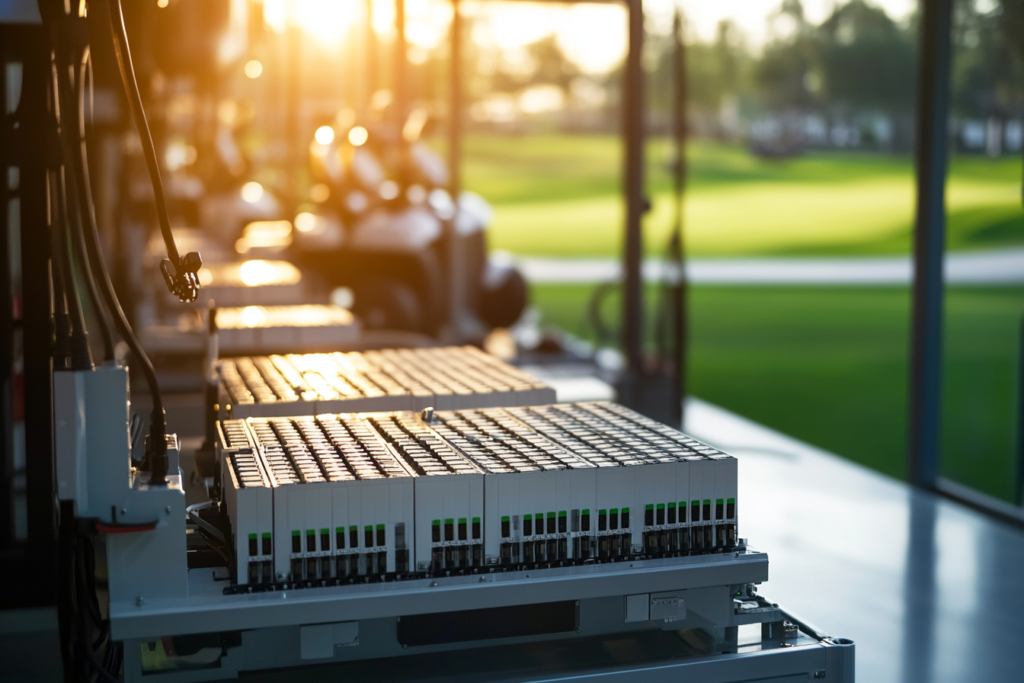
[939,1,1024,502]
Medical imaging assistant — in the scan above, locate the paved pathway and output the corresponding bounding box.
[519,247,1024,285]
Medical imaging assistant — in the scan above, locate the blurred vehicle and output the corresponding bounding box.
[292,108,527,336]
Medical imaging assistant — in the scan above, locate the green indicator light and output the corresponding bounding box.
[248,533,257,540]
[668,502,676,508]
[445,518,454,524]
[547,512,555,518]
[458,518,467,524]
[558,511,567,517]
[645,504,653,510]
[599,509,607,515]
[656,504,665,510]
[377,524,385,530]
[582,509,590,515]
[524,514,532,520]
[306,529,315,536]
[432,519,440,526]
[610,508,618,515]
[262,532,271,538]
[501,516,510,522]
[716,499,724,505]
[472,517,480,523]
[349,525,357,531]
[335,527,344,533]
[365,525,372,531]
[622,507,629,513]
[320,528,329,535]
[728,498,735,504]
[291,530,300,537]
[703,499,711,505]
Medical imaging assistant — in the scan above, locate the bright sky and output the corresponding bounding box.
[263,0,919,74]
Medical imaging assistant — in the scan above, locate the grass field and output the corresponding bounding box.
[531,283,1024,502]
[460,135,1024,257]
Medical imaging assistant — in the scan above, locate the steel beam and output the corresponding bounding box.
[621,0,644,374]
[908,0,953,489]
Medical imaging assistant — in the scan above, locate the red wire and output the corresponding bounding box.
[94,522,157,534]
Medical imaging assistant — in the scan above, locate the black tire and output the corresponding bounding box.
[353,277,424,332]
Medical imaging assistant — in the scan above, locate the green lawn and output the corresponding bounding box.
[531,283,1024,502]
[460,135,1024,257]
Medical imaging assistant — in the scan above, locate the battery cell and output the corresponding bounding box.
[218,346,556,419]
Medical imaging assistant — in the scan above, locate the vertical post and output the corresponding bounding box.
[908,0,953,489]
[622,0,645,373]
[1,24,57,607]
[285,13,301,214]
[447,0,465,337]
[394,0,406,123]
[671,8,688,427]
[1017,315,1024,506]
[365,0,378,112]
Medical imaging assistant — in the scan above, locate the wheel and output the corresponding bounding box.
[353,277,424,332]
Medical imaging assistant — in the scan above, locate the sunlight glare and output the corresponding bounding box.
[240,182,264,204]
[244,59,263,79]
[348,126,369,146]
[315,126,336,145]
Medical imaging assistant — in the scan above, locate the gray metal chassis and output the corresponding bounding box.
[113,548,855,682]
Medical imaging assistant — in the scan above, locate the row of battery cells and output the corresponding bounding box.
[584,402,725,457]
[510,405,675,467]
[434,347,542,394]
[291,416,359,482]
[475,408,592,470]
[553,404,683,464]
[317,414,408,479]
[268,418,327,483]
[221,420,254,450]
[288,354,386,402]
[247,419,301,484]
[229,451,266,488]
[371,414,475,476]
[429,414,528,472]
[500,406,632,467]
[439,409,588,473]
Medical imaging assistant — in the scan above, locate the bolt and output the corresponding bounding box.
[402,643,408,650]
[429,581,438,587]
[135,596,145,606]
[165,506,171,514]
[575,627,581,634]
[120,508,127,515]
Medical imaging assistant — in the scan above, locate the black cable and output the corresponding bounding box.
[49,12,171,483]
[50,170,73,369]
[105,0,202,303]
[55,163,94,371]
[62,125,114,365]
[72,47,115,363]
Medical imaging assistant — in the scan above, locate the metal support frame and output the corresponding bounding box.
[908,0,953,490]
[0,21,57,608]
[621,0,645,374]
[445,0,469,339]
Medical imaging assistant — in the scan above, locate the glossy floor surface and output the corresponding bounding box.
[684,398,1024,683]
